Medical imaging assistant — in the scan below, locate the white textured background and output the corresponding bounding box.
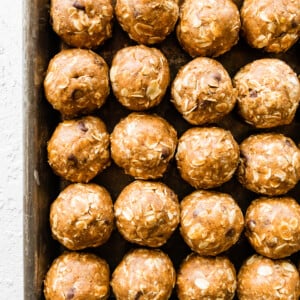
[0,0,23,298]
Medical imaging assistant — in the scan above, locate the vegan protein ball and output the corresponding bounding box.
[171,57,237,125]
[180,190,244,256]
[44,49,110,118]
[238,133,300,196]
[115,0,179,45]
[175,127,239,189]
[44,252,110,300]
[111,248,176,300]
[110,45,170,111]
[233,58,300,128]
[50,183,114,250]
[110,113,177,179]
[50,0,113,48]
[241,0,300,53]
[177,254,237,300]
[245,197,300,259]
[114,180,180,247]
[176,0,240,57]
[237,255,300,300]
[47,116,110,183]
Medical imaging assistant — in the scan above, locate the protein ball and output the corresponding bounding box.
[114,180,180,247]
[177,254,237,300]
[115,0,179,45]
[245,197,300,259]
[50,183,114,250]
[176,0,240,57]
[48,116,110,183]
[238,133,300,196]
[241,0,300,53]
[180,190,244,256]
[44,49,110,118]
[111,248,176,300]
[233,58,300,128]
[237,255,300,300]
[171,57,237,125]
[176,127,239,189]
[44,252,110,300]
[50,0,113,49]
[110,113,177,179]
[110,45,170,111]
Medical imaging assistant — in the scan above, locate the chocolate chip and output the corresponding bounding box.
[193,209,199,217]
[161,147,170,160]
[291,20,298,28]
[134,291,143,300]
[71,89,84,101]
[285,139,292,147]
[266,240,277,248]
[249,89,257,98]
[78,121,88,132]
[213,72,222,82]
[66,287,76,299]
[67,154,78,166]
[226,228,235,238]
[73,1,85,10]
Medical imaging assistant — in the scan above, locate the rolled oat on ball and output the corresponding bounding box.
[176,127,239,189]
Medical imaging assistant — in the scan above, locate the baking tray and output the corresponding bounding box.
[24,0,300,299]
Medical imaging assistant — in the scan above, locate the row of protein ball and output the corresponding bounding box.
[50,0,300,55]
[44,180,300,299]
[44,46,300,129]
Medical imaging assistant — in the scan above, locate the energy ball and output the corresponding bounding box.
[176,127,239,189]
[114,180,180,247]
[245,197,300,259]
[110,113,177,179]
[48,116,110,183]
[110,45,170,111]
[176,0,240,57]
[237,255,300,300]
[241,0,300,53]
[238,133,300,196]
[180,190,244,256]
[171,57,237,125]
[50,0,113,49]
[233,58,300,128]
[44,252,110,300]
[177,254,237,300]
[50,183,114,250]
[44,49,110,118]
[111,248,176,300]
[115,0,179,45]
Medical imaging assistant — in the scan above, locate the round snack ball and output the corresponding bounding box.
[241,0,300,53]
[171,57,237,125]
[237,255,300,300]
[110,113,177,179]
[44,252,110,300]
[44,49,110,118]
[115,0,179,45]
[245,197,300,259]
[111,248,176,300]
[176,127,239,189]
[177,254,237,300]
[48,116,110,183]
[50,183,114,250]
[110,45,170,111]
[180,190,244,256]
[114,180,180,247]
[50,0,113,49]
[233,58,300,128]
[238,133,300,196]
[176,0,240,57]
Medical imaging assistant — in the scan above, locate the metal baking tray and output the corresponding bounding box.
[24,0,300,299]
